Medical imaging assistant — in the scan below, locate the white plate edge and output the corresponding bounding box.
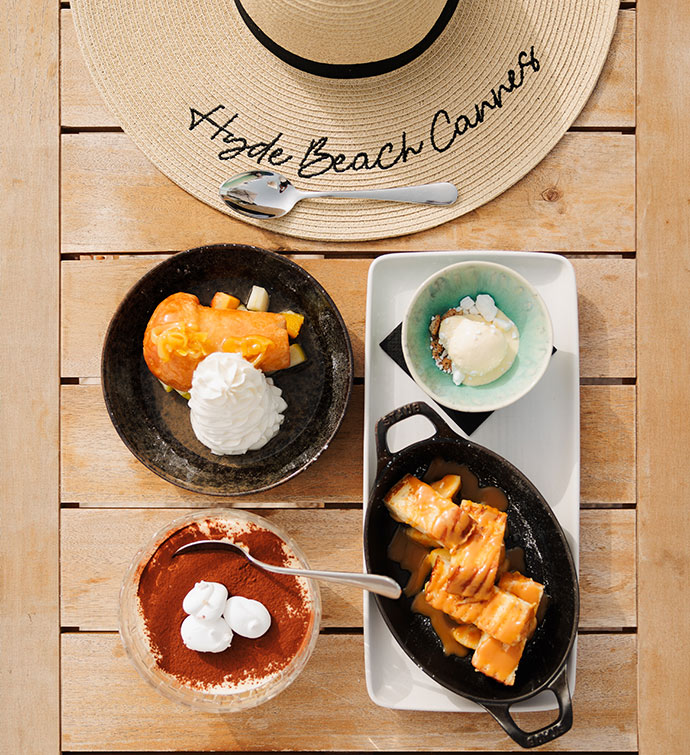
[362,250,581,712]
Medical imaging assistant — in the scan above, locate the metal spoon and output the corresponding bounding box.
[173,539,402,599]
[219,170,458,219]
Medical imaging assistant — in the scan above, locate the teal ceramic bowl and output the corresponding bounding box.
[402,261,553,412]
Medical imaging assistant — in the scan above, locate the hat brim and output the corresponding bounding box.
[72,0,619,241]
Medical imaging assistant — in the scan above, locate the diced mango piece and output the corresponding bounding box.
[211,292,240,309]
[281,311,305,339]
[149,323,211,363]
[221,335,275,368]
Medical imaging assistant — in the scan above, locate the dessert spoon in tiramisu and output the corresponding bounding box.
[173,539,402,599]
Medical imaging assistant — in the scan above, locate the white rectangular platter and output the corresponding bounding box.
[362,251,579,712]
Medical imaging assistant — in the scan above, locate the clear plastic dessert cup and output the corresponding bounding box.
[119,509,322,712]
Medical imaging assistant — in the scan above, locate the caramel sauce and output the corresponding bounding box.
[411,593,469,657]
[387,527,432,597]
[430,474,461,499]
[505,546,526,574]
[387,463,547,679]
[536,592,550,624]
[423,459,509,511]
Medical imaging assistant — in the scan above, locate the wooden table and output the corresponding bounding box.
[3,1,689,752]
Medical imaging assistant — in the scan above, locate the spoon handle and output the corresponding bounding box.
[304,182,458,206]
[252,560,402,599]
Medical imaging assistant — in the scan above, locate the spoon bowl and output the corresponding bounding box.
[174,539,402,599]
[219,170,458,219]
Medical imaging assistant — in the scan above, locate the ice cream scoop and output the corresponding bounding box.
[437,296,519,386]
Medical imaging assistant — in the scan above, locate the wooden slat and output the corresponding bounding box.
[61,256,635,380]
[60,8,115,128]
[61,508,636,631]
[60,509,366,630]
[573,9,635,128]
[578,509,636,629]
[637,1,690,753]
[0,0,60,752]
[61,257,367,379]
[60,383,363,506]
[61,632,636,751]
[574,256,635,378]
[60,9,635,130]
[61,131,634,254]
[61,384,634,505]
[580,385,636,504]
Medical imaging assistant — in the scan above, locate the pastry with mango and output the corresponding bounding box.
[143,291,298,392]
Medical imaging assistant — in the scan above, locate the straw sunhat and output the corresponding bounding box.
[72,0,619,241]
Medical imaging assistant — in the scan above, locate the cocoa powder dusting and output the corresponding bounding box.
[137,520,313,689]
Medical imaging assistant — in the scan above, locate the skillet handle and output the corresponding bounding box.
[482,665,573,749]
[375,402,456,468]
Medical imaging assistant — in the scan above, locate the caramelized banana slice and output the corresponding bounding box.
[472,633,526,686]
[474,587,536,646]
[444,500,506,600]
[424,551,488,624]
[384,475,474,550]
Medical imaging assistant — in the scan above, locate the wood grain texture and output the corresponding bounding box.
[60,384,363,506]
[60,131,634,254]
[61,10,635,130]
[0,0,60,751]
[578,509,636,630]
[580,385,635,504]
[574,257,635,378]
[61,509,366,630]
[62,256,367,378]
[61,632,636,751]
[61,384,634,505]
[637,1,690,753]
[572,9,635,129]
[61,255,635,380]
[61,508,636,632]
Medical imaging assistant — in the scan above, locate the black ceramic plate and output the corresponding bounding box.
[364,402,579,748]
[102,244,353,495]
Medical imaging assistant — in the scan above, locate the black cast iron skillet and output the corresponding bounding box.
[364,402,579,748]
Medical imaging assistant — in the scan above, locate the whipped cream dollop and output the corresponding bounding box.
[435,295,519,386]
[224,596,272,639]
[182,580,228,621]
[181,615,233,653]
[188,351,287,455]
[180,580,272,653]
